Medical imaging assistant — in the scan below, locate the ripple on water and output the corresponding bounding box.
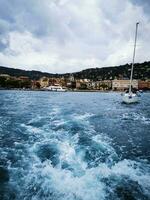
[0,92,150,200]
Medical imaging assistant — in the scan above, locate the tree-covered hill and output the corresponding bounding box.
[0,66,58,80]
[71,61,150,80]
[0,61,150,80]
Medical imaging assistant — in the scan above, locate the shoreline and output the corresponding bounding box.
[0,88,119,92]
[0,88,149,92]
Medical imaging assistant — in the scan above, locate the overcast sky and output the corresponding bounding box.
[0,0,150,73]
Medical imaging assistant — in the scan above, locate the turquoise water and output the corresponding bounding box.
[0,91,150,200]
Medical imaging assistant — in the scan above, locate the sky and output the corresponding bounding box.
[0,0,150,73]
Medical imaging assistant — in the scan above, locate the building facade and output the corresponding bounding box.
[112,79,138,91]
[138,80,150,90]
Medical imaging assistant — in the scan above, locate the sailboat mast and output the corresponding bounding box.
[129,22,139,93]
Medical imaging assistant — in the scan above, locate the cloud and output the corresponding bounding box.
[131,0,150,14]
[0,0,150,73]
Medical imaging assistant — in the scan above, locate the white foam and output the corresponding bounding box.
[122,112,150,124]
[111,159,150,196]
[8,108,150,200]
[21,124,43,134]
[18,152,150,200]
[52,119,67,127]
[73,113,95,121]
[24,161,106,200]
[27,115,43,124]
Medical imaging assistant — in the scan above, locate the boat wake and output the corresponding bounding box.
[1,106,149,200]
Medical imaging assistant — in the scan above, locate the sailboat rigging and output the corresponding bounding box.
[122,22,140,104]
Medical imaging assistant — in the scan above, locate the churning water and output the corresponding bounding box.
[0,91,150,200]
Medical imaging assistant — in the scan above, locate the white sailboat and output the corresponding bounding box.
[122,22,140,104]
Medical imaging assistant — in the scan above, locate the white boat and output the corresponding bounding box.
[122,22,140,104]
[122,92,139,103]
[46,84,67,92]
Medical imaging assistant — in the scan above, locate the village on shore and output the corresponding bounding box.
[0,73,150,91]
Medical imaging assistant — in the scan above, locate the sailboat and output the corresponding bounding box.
[122,22,140,104]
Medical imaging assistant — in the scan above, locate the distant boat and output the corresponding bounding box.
[45,84,67,92]
[122,22,140,104]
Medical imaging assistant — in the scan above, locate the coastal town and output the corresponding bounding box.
[0,73,150,91]
[1,1,150,199]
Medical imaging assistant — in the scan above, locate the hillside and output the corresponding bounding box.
[0,61,150,80]
[0,66,58,80]
[71,62,150,80]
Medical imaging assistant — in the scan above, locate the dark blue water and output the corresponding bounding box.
[0,90,150,200]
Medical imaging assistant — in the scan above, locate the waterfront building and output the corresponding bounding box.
[76,81,81,89]
[112,79,138,91]
[138,80,150,90]
[86,80,112,90]
[0,74,10,79]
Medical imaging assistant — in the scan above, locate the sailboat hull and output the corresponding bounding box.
[122,93,139,104]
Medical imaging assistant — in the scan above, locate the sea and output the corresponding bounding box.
[0,90,150,200]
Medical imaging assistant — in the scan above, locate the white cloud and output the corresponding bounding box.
[0,0,150,73]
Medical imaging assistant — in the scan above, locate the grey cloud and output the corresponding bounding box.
[0,0,69,39]
[0,19,10,50]
[0,19,10,34]
[0,0,149,73]
[131,0,150,15]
